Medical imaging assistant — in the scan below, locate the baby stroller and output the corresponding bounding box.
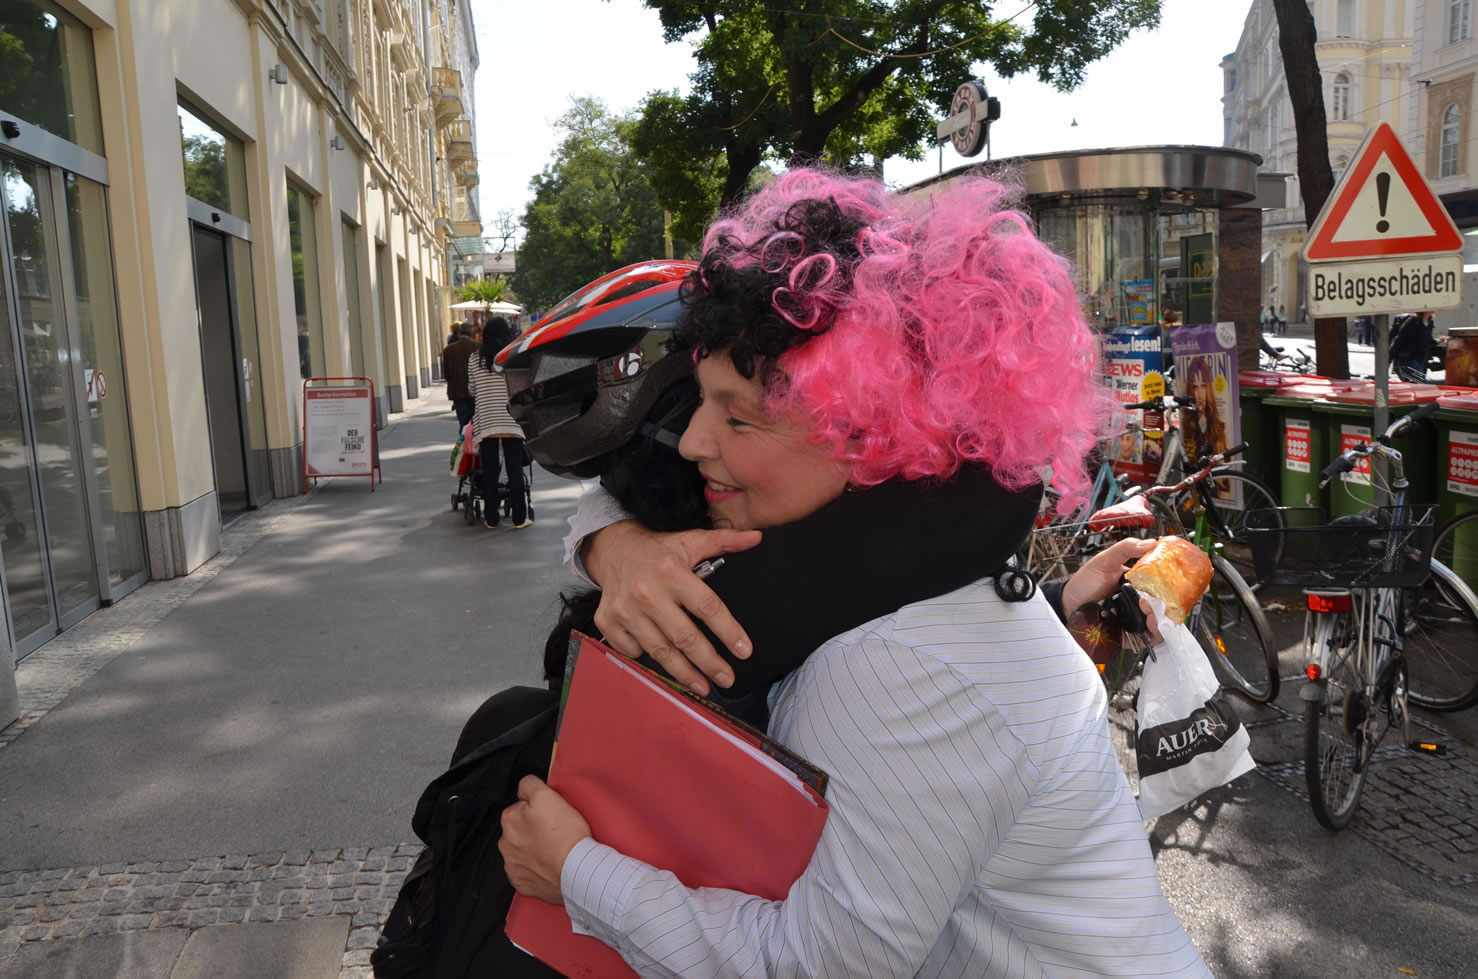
[450,425,535,526]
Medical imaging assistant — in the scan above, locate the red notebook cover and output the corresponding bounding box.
[505,633,830,977]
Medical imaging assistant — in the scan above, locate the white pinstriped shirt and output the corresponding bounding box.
[559,580,1208,977]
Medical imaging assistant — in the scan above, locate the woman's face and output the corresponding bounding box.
[679,352,852,531]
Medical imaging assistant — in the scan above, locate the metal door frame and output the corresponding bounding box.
[188,220,271,512]
[0,153,103,655]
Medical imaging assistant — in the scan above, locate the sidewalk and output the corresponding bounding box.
[0,387,586,977]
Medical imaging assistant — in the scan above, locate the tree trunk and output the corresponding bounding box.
[1272,0,1348,378]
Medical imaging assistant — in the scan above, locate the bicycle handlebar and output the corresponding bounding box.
[1387,401,1440,438]
[1315,402,1441,487]
[1126,395,1197,412]
[1194,442,1247,468]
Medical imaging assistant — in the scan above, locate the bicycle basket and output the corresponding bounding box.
[1245,506,1437,588]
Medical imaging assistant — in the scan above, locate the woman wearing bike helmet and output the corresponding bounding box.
[500,170,1206,976]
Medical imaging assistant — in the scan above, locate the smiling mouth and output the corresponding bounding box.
[703,476,740,493]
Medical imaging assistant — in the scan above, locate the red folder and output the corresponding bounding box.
[505,632,829,977]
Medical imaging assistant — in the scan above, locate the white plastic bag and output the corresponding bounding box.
[1135,595,1256,820]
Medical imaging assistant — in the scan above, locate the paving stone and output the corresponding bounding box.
[118,915,153,931]
[281,852,311,867]
[158,860,191,873]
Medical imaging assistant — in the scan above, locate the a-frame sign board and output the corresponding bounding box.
[1303,121,1462,262]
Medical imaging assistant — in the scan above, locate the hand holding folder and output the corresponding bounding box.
[506,632,830,978]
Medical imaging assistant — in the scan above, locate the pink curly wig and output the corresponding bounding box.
[686,168,1118,510]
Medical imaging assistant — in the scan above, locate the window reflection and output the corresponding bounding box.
[0,0,104,154]
[177,103,249,218]
[287,184,324,379]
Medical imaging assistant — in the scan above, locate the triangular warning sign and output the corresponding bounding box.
[1303,122,1462,261]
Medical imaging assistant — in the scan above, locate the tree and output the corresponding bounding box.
[1272,0,1348,378]
[512,98,691,310]
[630,0,1162,234]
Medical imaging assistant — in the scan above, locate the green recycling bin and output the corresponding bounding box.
[1238,370,1288,495]
[1266,381,1335,510]
[1314,383,1441,519]
[1433,391,1478,591]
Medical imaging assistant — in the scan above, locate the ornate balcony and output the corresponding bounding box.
[452,218,482,238]
[446,118,473,162]
[455,160,478,188]
[433,67,463,126]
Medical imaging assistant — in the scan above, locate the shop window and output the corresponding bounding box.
[1440,103,1462,178]
[63,174,146,585]
[1451,0,1471,44]
[177,103,249,219]
[1336,0,1355,39]
[1332,74,1352,121]
[286,183,325,379]
[0,0,104,154]
[341,220,365,378]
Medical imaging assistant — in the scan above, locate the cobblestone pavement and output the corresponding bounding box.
[1110,649,1477,886]
[0,846,422,976]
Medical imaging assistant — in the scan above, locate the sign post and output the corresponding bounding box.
[302,378,382,493]
[1303,122,1463,499]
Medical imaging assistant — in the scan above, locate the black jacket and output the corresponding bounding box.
[1389,315,1435,362]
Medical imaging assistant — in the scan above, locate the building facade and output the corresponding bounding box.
[1223,0,1417,318]
[0,0,479,727]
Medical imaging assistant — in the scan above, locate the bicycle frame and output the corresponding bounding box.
[1303,441,1413,744]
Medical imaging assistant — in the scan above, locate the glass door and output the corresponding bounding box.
[0,152,101,654]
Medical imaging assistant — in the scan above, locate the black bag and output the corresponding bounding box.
[372,687,562,979]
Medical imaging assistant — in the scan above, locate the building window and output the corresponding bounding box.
[1336,0,1355,38]
[1332,74,1352,121]
[286,183,325,379]
[1451,0,1472,44]
[177,103,249,219]
[1440,103,1462,177]
[0,0,105,154]
[1226,69,1237,93]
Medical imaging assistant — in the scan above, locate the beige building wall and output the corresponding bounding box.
[13,0,467,576]
[1223,0,1415,319]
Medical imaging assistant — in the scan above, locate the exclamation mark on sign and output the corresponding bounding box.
[1375,172,1391,233]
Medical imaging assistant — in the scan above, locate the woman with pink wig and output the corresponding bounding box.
[500,170,1208,975]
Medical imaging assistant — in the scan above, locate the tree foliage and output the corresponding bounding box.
[455,276,509,305]
[630,0,1162,233]
[513,98,691,311]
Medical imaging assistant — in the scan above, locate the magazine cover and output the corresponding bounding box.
[1171,322,1243,508]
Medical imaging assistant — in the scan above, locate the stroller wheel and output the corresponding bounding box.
[451,492,460,512]
[464,498,478,525]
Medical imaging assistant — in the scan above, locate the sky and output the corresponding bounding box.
[468,0,1255,244]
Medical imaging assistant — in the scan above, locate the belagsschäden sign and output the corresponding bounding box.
[1304,122,1464,316]
[305,385,374,478]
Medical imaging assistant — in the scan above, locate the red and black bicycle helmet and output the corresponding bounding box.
[497,260,697,478]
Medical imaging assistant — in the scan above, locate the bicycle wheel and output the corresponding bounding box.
[1304,613,1370,831]
[1432,507,1478,597]
[1180,469,1281,589]
[1401,558,1478,711]
[1193,554,1279,703]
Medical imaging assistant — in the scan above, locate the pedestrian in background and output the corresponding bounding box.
[442,322,480,431]
[1390,310,1439,382]
[469,317,530,529]
[1277,304,1287,335]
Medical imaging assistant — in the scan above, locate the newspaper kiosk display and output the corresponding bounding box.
[302,378,382,492]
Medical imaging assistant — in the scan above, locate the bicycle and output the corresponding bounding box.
[1246,404,1478,829]
[1022,452,1142,584]
[1085,442,1280,704]
[1126,395,1282,590]
[1408,505,1478,711]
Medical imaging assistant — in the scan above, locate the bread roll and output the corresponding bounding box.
[1124,537,1213,625]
